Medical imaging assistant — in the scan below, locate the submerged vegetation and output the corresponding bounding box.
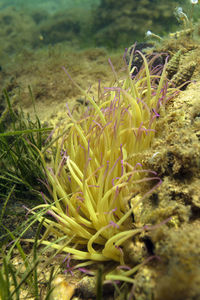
[0,92,56,299]
[0,89,52,203]
[0,220,56,300]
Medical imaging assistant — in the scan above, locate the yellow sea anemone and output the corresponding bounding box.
[32,52,175,282]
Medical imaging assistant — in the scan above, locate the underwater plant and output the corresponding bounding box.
[31,51,175,283]
[0,89,54,250]
[0,89,52,202]
[0,218,58,300]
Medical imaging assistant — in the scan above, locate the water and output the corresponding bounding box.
[0,0,100,11]
[1,1,200,299]
[0,0,192,63]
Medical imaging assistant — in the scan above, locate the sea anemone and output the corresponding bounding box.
[32,51,175,282]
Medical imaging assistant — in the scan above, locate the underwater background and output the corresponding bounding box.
[0,0,193,65]
[1,0,200,300]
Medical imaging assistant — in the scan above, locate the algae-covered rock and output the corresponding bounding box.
[153,222,200,300]
[92,0,184,48]
[0,7,39,59]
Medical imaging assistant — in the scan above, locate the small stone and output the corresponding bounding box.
[50,276,75,300]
